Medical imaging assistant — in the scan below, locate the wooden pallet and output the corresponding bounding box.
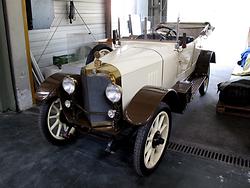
[216,101,250,118]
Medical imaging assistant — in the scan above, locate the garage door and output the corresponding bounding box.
[29,0,106,71]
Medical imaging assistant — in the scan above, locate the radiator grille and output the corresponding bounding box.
[82,73,112,123]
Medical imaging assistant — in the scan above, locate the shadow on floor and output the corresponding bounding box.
[0,64,250,188]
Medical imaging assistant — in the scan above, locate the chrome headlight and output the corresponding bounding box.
[62,76,76,95]
[105,83,122,103]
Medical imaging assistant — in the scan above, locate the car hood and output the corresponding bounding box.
[100,41,175,76]
[100,41,176,109]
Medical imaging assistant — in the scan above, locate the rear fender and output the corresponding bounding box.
[124,86,181,126]
[194,50,216,75]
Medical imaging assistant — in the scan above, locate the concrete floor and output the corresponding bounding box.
[0,64,250,188]
[172,64,250,157]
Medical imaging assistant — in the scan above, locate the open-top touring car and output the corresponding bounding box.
[36,21,215,176]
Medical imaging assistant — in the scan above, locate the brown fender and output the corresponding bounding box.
[35,73,81,103]
[124,86,181,126]
[35,73,68,102]
[194,50,216,76]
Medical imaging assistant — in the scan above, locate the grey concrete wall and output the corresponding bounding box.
[4,0,33,111]
[0,0,16,112]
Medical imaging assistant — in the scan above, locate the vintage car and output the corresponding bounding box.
[36,21,216,176]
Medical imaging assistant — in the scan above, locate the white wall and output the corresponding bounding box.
[168,0,250,67]
[111,0,148,33]
[136,0,148,18]
[29,0,106,70]
[112,0,135,18]
[112,0,148,18]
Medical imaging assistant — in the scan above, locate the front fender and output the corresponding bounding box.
[124,86,180,126]
[35,73,68,102]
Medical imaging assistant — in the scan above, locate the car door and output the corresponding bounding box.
[177,42,195,80]
[177,31,209,81]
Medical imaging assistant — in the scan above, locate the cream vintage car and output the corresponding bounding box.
[36,21,215,176]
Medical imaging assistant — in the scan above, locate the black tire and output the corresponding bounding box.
[85,44,113,65]
[133,103,172,176]
[199,65,210,96]
[39,98,76,145]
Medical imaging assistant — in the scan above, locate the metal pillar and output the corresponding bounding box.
[105,0,112,38]
[0,0,16,112]
[2,0,33,111]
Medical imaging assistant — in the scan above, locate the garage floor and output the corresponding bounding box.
[172,64,250,157]
[0,64,250,188]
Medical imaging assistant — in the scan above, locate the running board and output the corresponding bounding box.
[173,75,206,95]
[172,75,207,109]
[189,76,207,95]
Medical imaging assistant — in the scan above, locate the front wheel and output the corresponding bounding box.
[133,104,171,176]
[39,98,76,145]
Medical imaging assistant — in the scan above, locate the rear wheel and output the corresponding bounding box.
[133,104,171,176]
[86,44,112,65]
[199,65,210,96]
[39,98,76,145]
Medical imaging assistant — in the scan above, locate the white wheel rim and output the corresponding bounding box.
[144,111,169,169]
[47,99,75,140]
[99,49,110,58]
[204,77,209,92]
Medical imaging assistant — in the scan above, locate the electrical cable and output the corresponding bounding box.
[37,15,64,63]
[73,5,96,41]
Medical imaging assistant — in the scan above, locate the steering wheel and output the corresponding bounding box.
[136,33,165,40]
[155,25,177,40]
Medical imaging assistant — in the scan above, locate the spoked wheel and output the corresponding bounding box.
[85,44,113,65]
[133,103,171,176]
[98,49,111,57]
[39,98,76,145]
[199,65,210,96]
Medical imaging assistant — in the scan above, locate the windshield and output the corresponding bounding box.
[112,15,208,42]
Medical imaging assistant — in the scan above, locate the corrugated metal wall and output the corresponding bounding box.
[29,0,106,70]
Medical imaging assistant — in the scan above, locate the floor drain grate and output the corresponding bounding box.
[167,142,250,168]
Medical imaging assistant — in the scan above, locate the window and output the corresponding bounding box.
[25,0,54,30]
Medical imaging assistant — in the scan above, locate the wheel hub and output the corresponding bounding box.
[59,111,67,123]
[152,131,165,148]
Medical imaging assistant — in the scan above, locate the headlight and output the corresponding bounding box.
[105,83,122,103]
[62,77,76,95]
